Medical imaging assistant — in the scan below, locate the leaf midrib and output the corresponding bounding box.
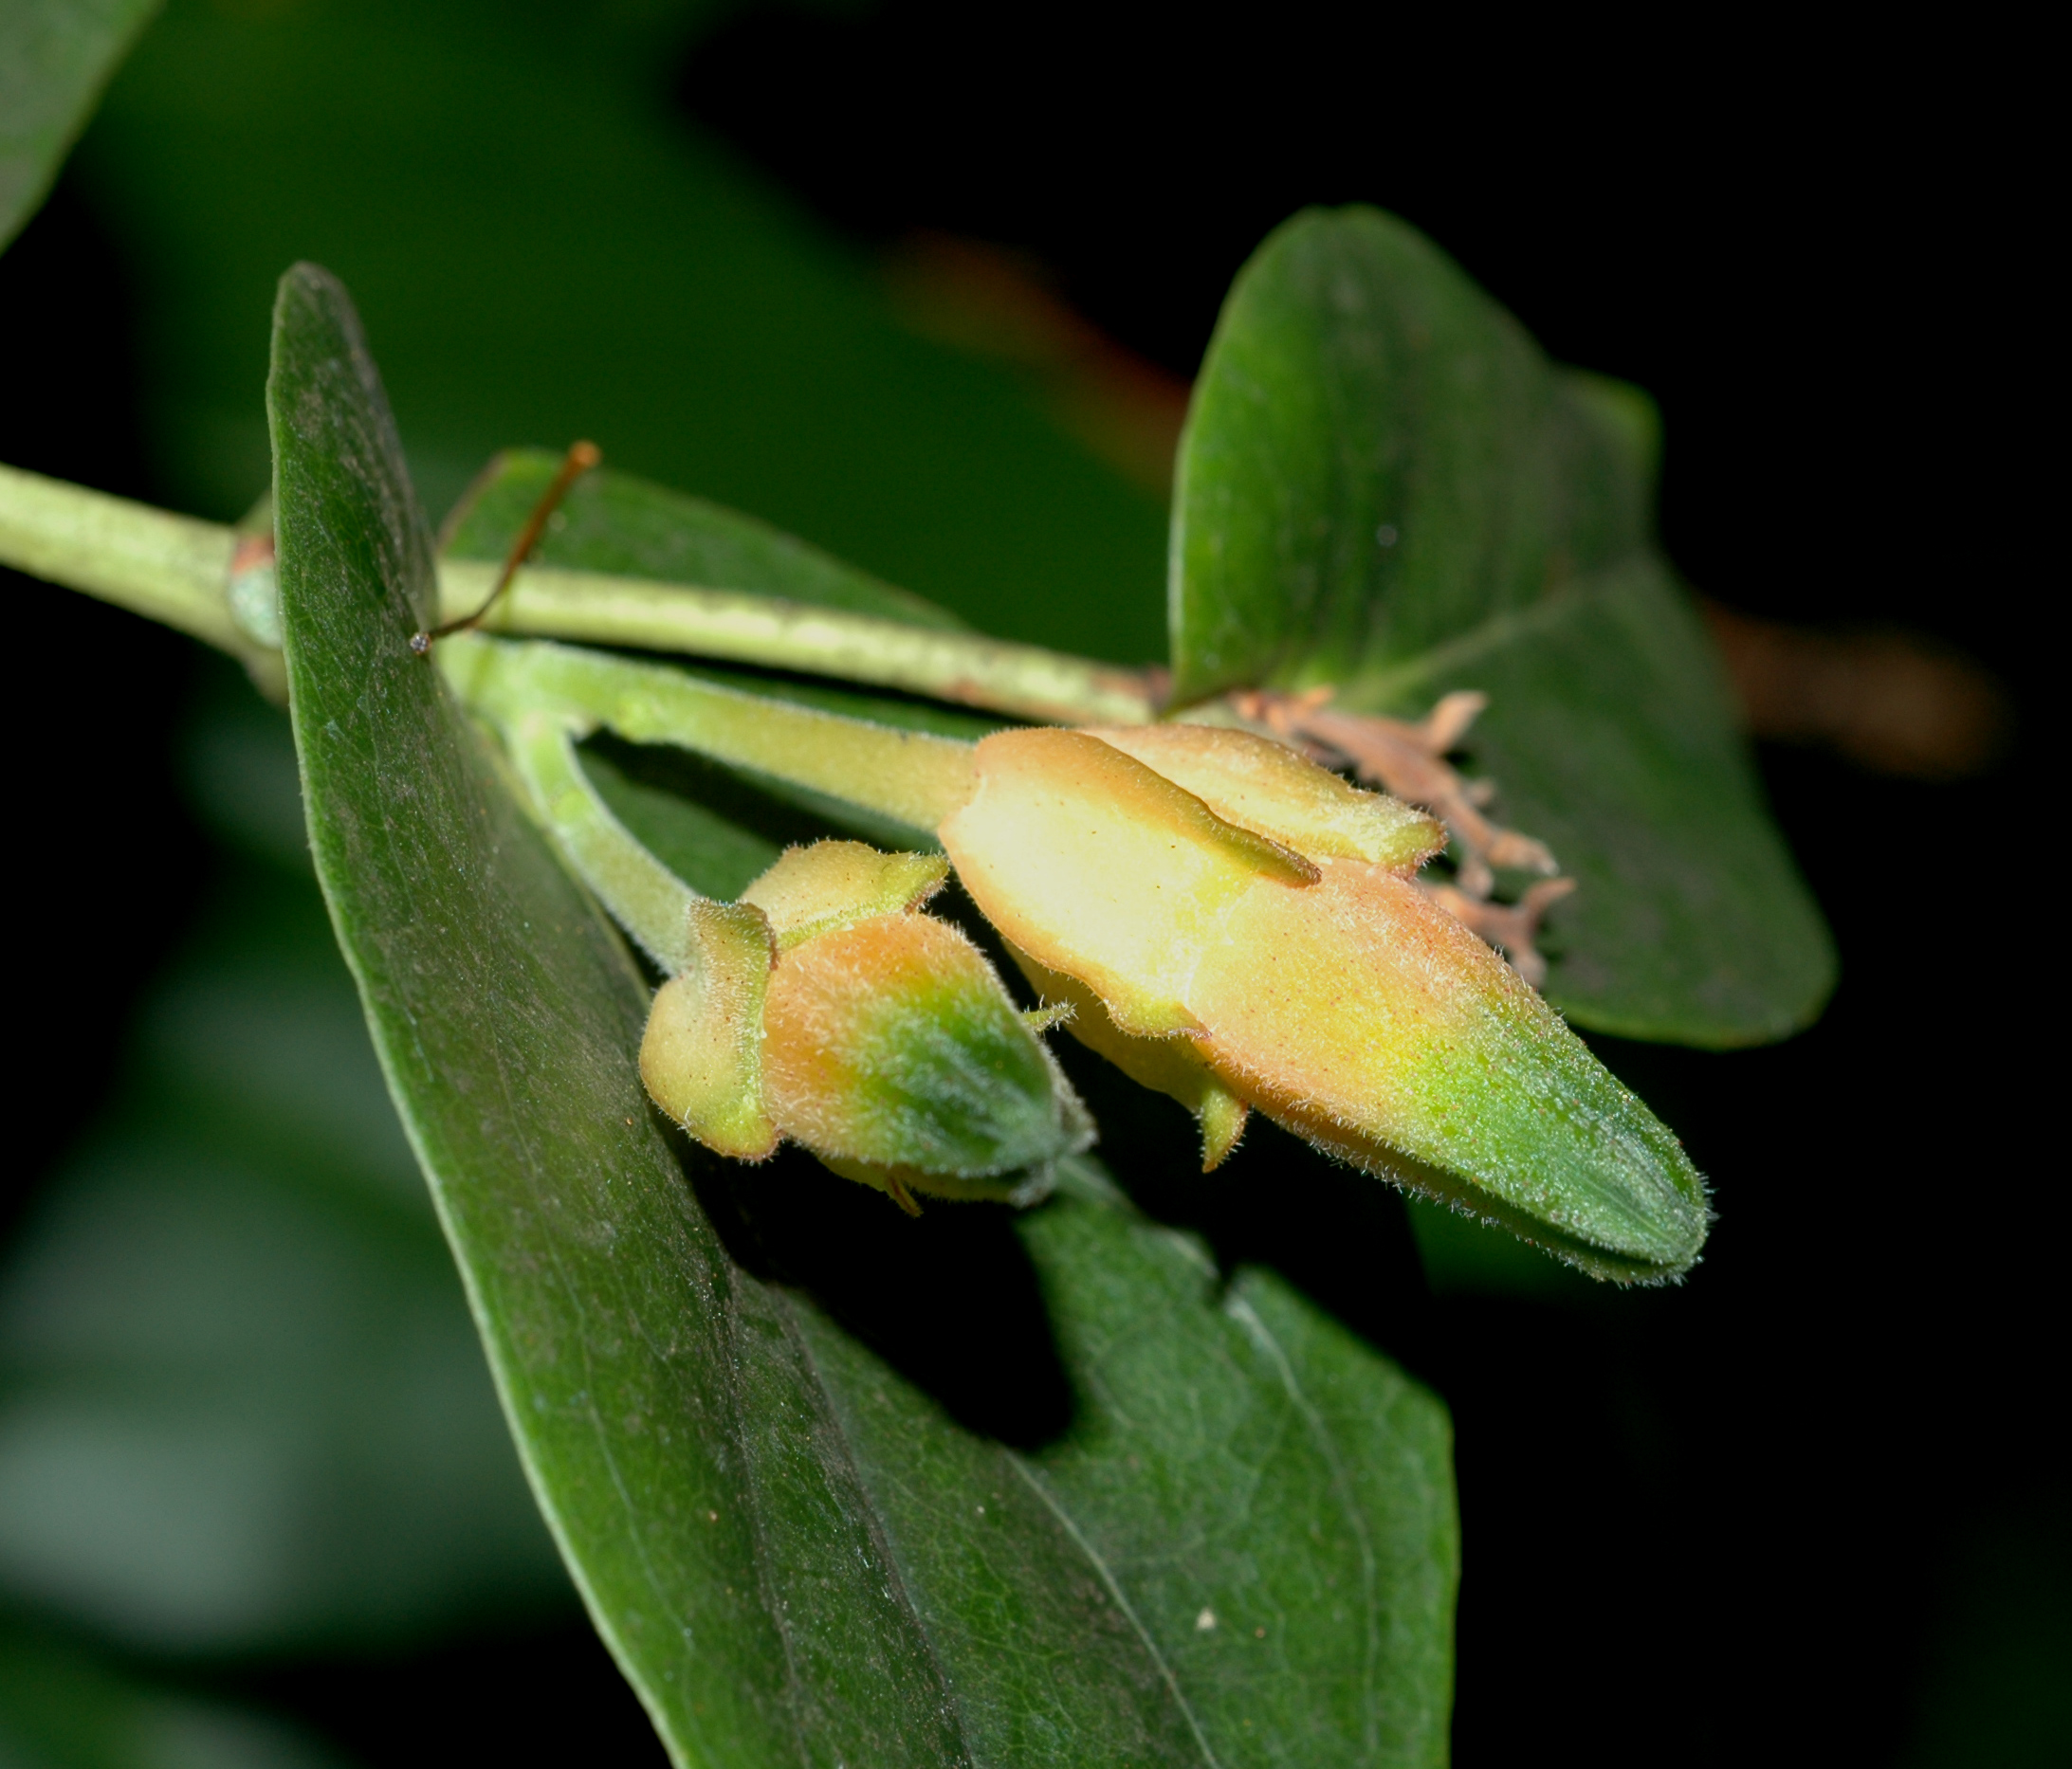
[1223,1291,1384,1762]
[1329,578,1604,712]
[1003,1453,1224,1769]
[764,1200,1397,1769]
[766,1284,974,1769]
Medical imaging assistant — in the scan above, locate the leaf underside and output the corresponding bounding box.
[1171,208,1836,1046]
[270,264,1457,1767]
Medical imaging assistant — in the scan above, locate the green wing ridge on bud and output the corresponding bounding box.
[740,840,949,950]
[1087,724,1443,870]
[761,913,1093,1195]
[939,728,1318,1039]
[638,900,779,1159]
[941,726,1709,1280]
[1004,940,1248,1171]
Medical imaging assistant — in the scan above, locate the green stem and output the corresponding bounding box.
[439,556,1159,725]
[0,463,284,683]
[445,633,977,834]
[0,461,1158,727]
[499,704,701,971]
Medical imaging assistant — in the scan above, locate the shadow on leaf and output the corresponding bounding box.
[680,1129,1075,1450]
[1049,1036,1443,1387]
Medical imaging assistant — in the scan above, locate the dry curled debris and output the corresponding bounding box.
[1226,685,1572,985]
[1416,878,1577,988]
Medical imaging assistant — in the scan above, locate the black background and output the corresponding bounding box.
[3,4,2052,1763]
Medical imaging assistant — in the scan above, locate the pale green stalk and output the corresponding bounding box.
[498,704,700,972]
[0,460,1155,726]
[439,557,1159,724]
[0,463,277,676]
[445,633,978,834]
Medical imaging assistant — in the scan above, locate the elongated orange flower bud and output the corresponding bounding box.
[941,728,1709,1280]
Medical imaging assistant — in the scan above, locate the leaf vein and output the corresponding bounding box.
[1002,1454,1224,1769]
[1345,579,1605,708]
[1224,1290,1384,1759]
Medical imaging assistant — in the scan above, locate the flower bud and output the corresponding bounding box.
[940,728,1709,1280]
[640,840,1091,1211]
[638,900,779,1160]
[740,841,951,951]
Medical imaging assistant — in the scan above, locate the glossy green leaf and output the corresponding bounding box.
[273,263,1457,1765]
[1171,208,1835,1046]
[0,0,159,251]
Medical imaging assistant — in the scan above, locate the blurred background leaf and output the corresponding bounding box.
[0,1624,349,1769]
[0,0,159,251]
[0,670,567,1654]
[1900,1502,2072,1769]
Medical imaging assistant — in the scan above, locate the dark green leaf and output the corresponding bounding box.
[0,0,159,251]
[1171,208,1834,1046]
[443,448,968,629]
[273,263,1457,1765]
[577,739,784,903]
